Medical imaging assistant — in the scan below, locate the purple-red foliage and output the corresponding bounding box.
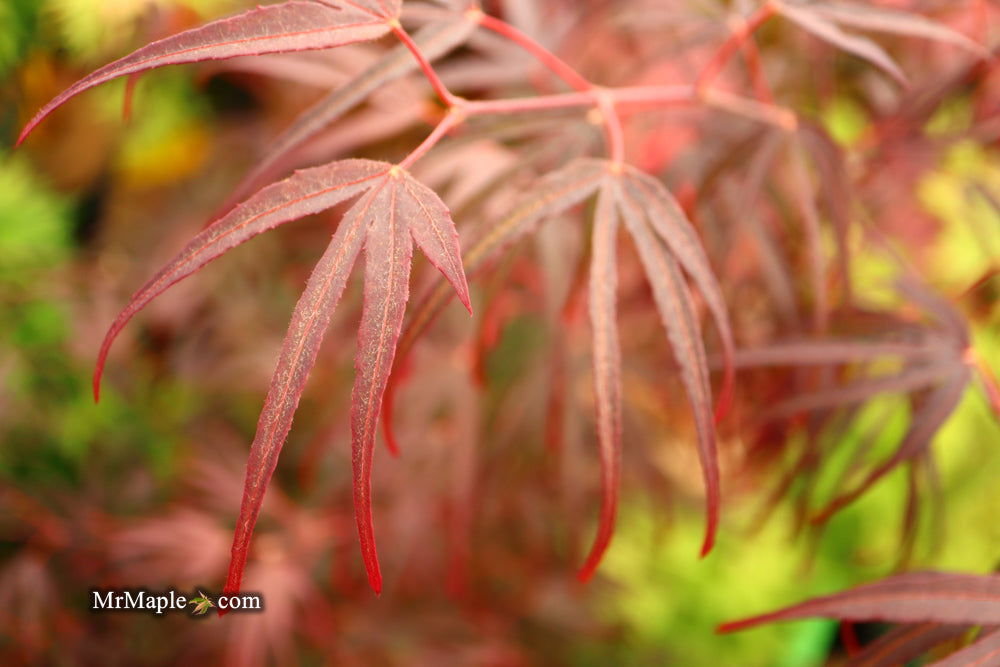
[720,572,1000,666]
[15,0,1000,656]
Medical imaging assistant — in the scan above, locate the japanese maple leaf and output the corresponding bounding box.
[15,0,475,602]
[88,160,470,600]
[388,160,735,580]
[189,591,216,616]
[576,166,735,580]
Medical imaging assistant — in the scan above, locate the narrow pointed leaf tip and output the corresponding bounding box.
[349,170,471,594]
[17,1,393,147]
[92,159,388,403]
[577,178,623,583]
[397,172,472,315]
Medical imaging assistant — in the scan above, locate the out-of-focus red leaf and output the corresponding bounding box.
[927,628,1000,667]
[577,178,622,582]
[759,362,950,421]
[813,366,969,523]
[798,124,853,301]
[463,159,610,269]
[734,274,976,531]
[618,178,719,557]
[788,143,828,331]
[849,622,970,667]
[619,166,736,422]
[223,18,477,209]
[17,1,396,146]
[807,2,988,58]
[897,277,970,347]
[774,0,907,85]
[204,50,354,89]
[733,340,938,368]
[721,144,801,327]
[222,186,372,604]
[94,159,388,401]
[719,572,1000,632]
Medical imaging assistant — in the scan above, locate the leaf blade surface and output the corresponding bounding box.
[578,178,623,582]
[808,2,987,57]
[223,18,477,208]
[399,172,472,314]
[94,159,389,400]
[18,1,392,145]
[776,1,907,84]
[621,166,736,421]
[222,185,374,602]
[720,572,1000,632]
[351,177,414,594]
[618,180,720,556]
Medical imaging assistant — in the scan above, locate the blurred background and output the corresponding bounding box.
[1,0,998,664]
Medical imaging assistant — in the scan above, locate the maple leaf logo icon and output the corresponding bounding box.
[188,591,215,616]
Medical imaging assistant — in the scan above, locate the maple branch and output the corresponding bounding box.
[390,20,460,107]
[470,9,632,164]
[612,85,696,111]
[461,84,792,135]
[696,3,777,93]
[459,91,590,115]
[740,30,775,104]
[391,5,788,171]
[434,10,783,164]
[459,85,693,116]
[472,9,592,93]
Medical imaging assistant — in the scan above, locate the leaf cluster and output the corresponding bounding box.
[14,0,999,660]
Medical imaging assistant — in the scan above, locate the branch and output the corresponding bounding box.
[391,19,461,107]
[696,3,777,93]
[472,9,592,92]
